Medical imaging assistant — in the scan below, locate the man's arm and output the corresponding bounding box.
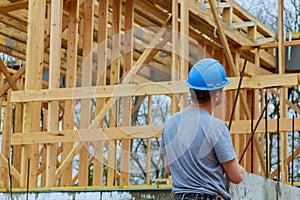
[221,158,245,184]
[164,155,171,175]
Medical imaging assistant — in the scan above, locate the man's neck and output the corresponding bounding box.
[190,102,212,114]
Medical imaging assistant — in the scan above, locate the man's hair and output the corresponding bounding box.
[190,88,216,104]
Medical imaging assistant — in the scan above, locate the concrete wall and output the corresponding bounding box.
[230,173,300,200]
[1,173,299,200]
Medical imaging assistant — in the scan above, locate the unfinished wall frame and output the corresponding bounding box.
[0,0,300,190]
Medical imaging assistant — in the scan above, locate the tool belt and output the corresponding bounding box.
[173,193,226,200]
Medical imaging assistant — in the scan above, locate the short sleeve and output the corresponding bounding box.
[213,123,236,163]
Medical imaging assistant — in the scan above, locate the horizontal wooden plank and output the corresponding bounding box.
[225,74,298,90]
[231,21,255,29]
[204,2,232,9]
[10,81,187,102]
[11,126,163,145]
[230,118,300,134]
[10,74,299,103]
[254,37,275,44]
[11,117,300,145]
[240,39,300,50]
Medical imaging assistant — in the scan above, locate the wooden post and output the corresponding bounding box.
[107,0,122,186]
[41,109,48,187]
[207,0,236,76]
[146,95,152,185]
[0,71,3,188]
[171,0,179,115]
[1,89,12,188]
[46,0,63,187]
[120,0,133,186]
[222,4,232,24]
[253,48,260,174]
[278,0,288,182]
[179,0,188,109]
[12,76,24,187]
[20,0,46,188]
[92,0,108,186]
[61,0,79,187]
[78,0,94,187]
[234,50,241,160]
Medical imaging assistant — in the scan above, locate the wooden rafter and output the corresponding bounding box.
[0,1,28,13]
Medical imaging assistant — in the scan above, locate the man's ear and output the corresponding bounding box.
[215,90,221,100]
[214,89,223,103]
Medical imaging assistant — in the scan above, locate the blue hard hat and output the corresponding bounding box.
[186,58,230,90]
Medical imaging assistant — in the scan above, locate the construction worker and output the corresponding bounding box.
[161,58,245,200]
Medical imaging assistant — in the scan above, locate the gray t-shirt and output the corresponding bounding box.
[161,107,236,198]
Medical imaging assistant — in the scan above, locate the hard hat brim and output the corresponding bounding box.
[186,79,230,91]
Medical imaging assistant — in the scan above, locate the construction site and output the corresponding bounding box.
[0,0,300,199]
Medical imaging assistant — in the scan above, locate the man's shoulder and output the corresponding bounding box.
[164,110,182,127]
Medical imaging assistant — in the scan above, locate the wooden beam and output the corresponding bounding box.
[278,0,288,183]
[222,4,233,24]
[207,0,237,76]
[239,60,272,76]
[0,58,19,91]
[91,0,108,186]
[0,90,12,187]
[120,0,133,186]
[146,95,152,185]
[0,13,28,32]
[11,116,300,145]
[231,21,256,29]
[0,1,28,13]
[204,2,232,9]
[20,0,46,188]
[171,0,179,115]
[46,0,63,187]
[0,22,26,43]
[230,118,299,134]
[179,0,189,79]
[107,0,122,186]
[240,40,300,50]
[12,126,163,145]
[0,153,20,182]
[12,77,24,187]
[0,44,26,61]
[10,74,299,103]
[78,0,94,187]
[55,143,84,180]
[178,0,189,110]
[61,0,79,187]
[0,65,25,97]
